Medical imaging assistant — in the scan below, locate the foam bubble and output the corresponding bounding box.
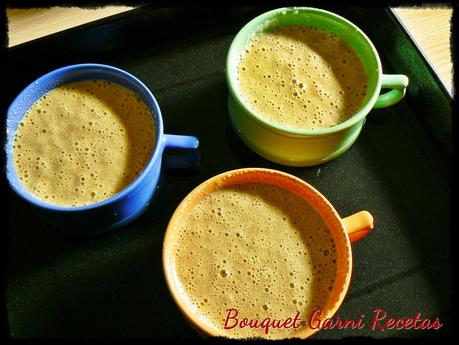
[173,183,338,339]
[237,25,367,130]
[13,80,156,206]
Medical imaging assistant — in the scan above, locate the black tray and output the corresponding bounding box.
[5,6,452,338]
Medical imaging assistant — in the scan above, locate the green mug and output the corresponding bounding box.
[226,7,409,167]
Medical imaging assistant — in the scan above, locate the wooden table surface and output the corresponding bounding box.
[6,6,453,94]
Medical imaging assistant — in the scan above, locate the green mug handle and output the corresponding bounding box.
[373,74,409,109]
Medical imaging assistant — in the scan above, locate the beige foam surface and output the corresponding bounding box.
[172,183,337,339]
[13,80,156,207]
[237,25,368,130]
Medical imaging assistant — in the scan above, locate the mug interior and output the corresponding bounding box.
[227,7,382,136]
[163,168,353,339]
[6,64,163,211]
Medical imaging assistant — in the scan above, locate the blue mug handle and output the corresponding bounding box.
[163,134,199,150]
[162,134,200,169]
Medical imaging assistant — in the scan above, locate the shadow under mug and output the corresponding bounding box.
[5,63,199,235]
[163,168,374,339]
[226,7,409,167]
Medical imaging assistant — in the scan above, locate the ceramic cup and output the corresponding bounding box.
[163,168,373,339]
[226,7,409,167]
[5,63,199,235]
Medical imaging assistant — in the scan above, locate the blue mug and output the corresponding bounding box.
[5,63,199,235]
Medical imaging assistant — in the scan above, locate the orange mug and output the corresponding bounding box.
[163,168,373,339]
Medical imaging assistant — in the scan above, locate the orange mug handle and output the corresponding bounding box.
[342,211,374,244]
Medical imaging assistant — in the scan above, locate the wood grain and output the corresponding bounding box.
[6,7,134,46]
[6,6,453,94]
[393,7,453,94]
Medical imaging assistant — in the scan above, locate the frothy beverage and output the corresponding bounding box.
[172,183,337,339]
[237,25,367,130]
[13,80,156,207]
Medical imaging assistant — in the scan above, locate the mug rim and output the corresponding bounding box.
[5,63,164,212]
[226,6,383,137]
[163,167,353,339]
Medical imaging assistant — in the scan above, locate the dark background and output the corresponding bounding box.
[5,5,452,339]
